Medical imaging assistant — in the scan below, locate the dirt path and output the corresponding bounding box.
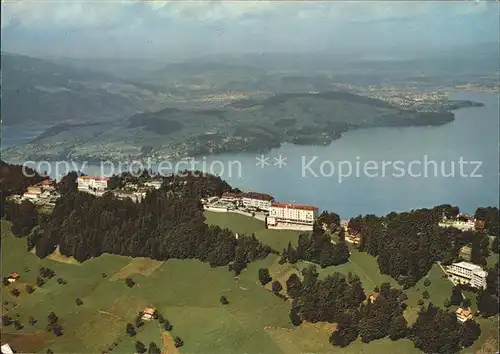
[162,332,179,354]
[98,310,124,321]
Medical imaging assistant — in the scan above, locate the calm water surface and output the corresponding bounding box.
[3,91,498,218]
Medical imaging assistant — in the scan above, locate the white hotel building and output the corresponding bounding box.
[446,261,488,289]
[77,176,110,192]
[266,203,319,231]
[241,192,274,211]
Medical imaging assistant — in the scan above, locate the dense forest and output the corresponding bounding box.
[1,164,497,351]
[279,222,350,268]
[0,159,47,218]
[348,205,498,287]
[282,265,482,351]
[3,170,270,274]
[476,261,500,317]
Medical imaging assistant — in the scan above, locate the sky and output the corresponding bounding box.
[1,1,499,59]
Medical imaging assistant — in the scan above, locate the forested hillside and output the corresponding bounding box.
[1,52,167,125]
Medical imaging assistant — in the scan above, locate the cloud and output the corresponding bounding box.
[1,0,498,58]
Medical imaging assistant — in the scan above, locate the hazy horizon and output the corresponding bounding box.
[2,1,499,61]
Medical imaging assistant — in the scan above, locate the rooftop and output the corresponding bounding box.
[77,176,110,181]
[35,178,52,186]
[456,307,473,317]
[472,269,488,277]
[271,203,318,211]
[221,192,242,198]
[452,261,483,271]
[242,192,274,201]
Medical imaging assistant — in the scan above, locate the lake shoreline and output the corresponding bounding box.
[2,91,498,218]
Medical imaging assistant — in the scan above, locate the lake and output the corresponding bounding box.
[1,125,51,149]
[2,91,498,218]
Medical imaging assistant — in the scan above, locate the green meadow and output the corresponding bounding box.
[1,213,497,353]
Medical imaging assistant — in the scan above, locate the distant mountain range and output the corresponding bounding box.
[1,52,169,126]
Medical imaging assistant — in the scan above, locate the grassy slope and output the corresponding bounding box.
[204,213,499,353]
[204,211,301,251]
[2,212,497,354]
[1,221,290,354]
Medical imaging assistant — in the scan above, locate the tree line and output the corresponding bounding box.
[0,160,46,218]
[278,265,481,351]
[476,261,499,317]
[348,204,497,288]
[4,171,271,274]
[279,222,350,268]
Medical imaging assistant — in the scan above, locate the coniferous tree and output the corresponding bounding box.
[174,336,184,348]
[450,286,463,306]
[289,308,302,327]
[460,320,481,348]
[410,303,462,353]
[476,290,499,317]
[285,273,303,299]
[462,298,472,308]
[164,320,173,331]
[126,323,136,337]
[220,295,229,305]
[1,315,12,326]
[147,342,161,354]
[388,314,407,340]
[135,341,146,354]
[258,268,272,285]
[271,280,283,293]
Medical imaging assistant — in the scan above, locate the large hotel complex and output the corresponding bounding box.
[215,192,319,230]
[446,261,488,289]
[267,203,319,231]
[76,176,110,192]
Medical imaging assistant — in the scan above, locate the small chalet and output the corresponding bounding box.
[367,292,380,303]
[141,307,156,320]
[456,307,473,322]
[7,273,20,283]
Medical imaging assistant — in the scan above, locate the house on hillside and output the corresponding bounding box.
[1,343,14,354]
[6,273,19,283]
[141,307,156,320]
[456,307,473,322]
[367,292,380,303]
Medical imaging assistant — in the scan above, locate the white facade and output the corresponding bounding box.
[471,269,488,289]
[267,203,318,231]
[144,180,162,189]
[220,193,240,204]
[77,176,109,191]
[1,344,14,354]
[447,261,488,289]
[241,197,273,211]
[438,220,475,231]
